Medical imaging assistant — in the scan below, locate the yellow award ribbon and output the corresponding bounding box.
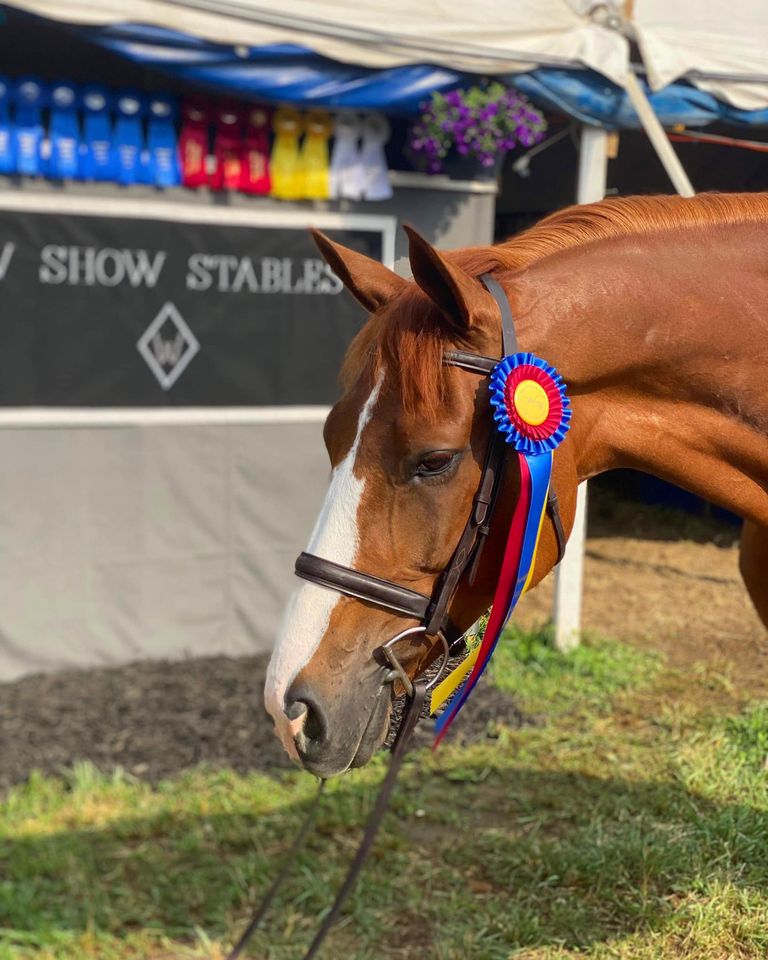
[270,107,304,200]
[301,110,333,200]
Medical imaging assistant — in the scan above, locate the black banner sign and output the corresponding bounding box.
[0,203,389,406]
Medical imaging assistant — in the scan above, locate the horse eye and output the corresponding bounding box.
[415,451,456,477]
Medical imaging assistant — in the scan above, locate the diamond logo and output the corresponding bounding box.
[137,301,200,390]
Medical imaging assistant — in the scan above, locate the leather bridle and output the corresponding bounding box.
[294,273,566,683]
[225,274,569,960]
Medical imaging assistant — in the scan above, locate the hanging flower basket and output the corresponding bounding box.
[408,82,547,177]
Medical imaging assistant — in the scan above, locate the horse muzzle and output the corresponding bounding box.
[284,672,392,777]
[280,626,450,777]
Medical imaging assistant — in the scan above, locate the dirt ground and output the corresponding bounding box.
[2,484,766,789]
[0,641,525,790]
[517,486,768,697]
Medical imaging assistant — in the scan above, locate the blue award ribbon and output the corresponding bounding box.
[147,95,181,188]
[434,351,571,743]
[82,86,115,182]
[114,90,146,185]
[0,76,12,174]
[48,81,81,179]
[12,76,45,177]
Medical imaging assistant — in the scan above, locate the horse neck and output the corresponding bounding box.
[506,220,768,527]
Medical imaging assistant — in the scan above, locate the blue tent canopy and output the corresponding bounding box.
[89,23,768,128]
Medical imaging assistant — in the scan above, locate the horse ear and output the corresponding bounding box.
[312,229,406,313]
[404,224,493,332]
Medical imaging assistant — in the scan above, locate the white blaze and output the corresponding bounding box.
[265,375,383,754]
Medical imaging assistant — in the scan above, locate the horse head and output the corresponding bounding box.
[265,228,578,776]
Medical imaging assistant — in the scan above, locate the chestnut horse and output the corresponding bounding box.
[265,193,768,777]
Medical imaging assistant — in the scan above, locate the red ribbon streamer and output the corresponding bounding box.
[433,455,533,748]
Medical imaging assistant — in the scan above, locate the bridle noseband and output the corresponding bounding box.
[294,274,566,690]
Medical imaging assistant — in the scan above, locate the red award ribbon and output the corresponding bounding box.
[212,102,243,191]
[240,105,271,195]
[179,98,210,189]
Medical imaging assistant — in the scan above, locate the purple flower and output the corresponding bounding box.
[407,81,545,175]
[518,129,534,147]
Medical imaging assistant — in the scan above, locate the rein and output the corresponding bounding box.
[226,274,569,958]
[226,681,426,960]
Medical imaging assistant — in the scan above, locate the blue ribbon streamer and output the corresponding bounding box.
[505,451,553,621]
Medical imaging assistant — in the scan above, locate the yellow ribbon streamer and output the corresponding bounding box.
[430,645,480,715]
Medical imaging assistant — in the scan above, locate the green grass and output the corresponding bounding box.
[490,623,659,715]
[1,629,767,959]
[725,704,768,770]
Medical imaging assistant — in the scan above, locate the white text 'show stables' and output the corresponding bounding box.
[22,243,344,294]
[39,245,166,288]
[185,254,343,295]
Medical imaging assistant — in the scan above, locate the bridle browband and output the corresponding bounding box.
[294,274,566,663]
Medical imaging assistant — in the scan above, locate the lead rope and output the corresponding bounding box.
[226,679,427,960]
[225,780,327,960]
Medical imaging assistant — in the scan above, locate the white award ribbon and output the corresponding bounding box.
[359,113,392,202]
[329,113,364,200]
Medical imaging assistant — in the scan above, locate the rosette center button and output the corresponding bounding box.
[512,379,550,426]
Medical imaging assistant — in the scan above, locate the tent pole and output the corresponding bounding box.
[552,74,695,651]
[624,70,695,197]
[552,125,608,652]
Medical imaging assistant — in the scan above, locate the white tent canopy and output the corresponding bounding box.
[9,0,768,109]
[635,0,768,110]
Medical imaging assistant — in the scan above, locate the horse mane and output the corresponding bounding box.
[341,192,768,417]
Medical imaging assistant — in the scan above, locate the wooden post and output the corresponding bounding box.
[624,71,695,197]
[552,125,608,652]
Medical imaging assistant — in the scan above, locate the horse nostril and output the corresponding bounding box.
[286,699,307,722]
[302,702,326,745]
[284,682,327,748]
[285,699,308,740]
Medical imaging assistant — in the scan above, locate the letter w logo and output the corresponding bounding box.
[151,332,184,367]
[137,301,200,390]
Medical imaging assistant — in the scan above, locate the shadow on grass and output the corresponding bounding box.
[1,759,767,958]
